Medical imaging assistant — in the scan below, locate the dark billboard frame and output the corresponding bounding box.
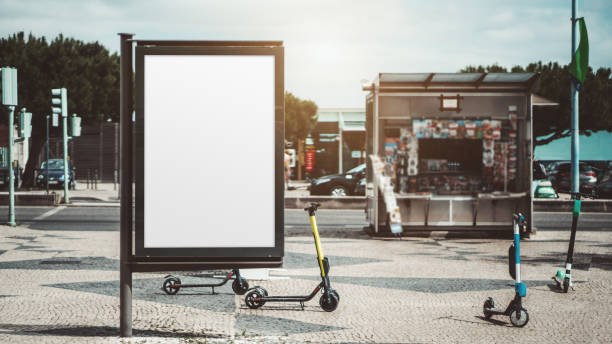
[133,45,284,260]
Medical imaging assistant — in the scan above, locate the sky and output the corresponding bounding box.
[1,0,611,107]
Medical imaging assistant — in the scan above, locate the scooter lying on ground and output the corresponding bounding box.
[552,191,597,292]
[244,202,340,312]
[483,213,529,327]
[162,269,249,295]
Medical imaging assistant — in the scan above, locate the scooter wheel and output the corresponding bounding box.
[253,286,268,297]
[563,278,570,293]
[163,275,181,285]
[319,291,339,312]
[509,308,529,327]
[329,289,340,302]
[483,297,494,319]
[245,288,265,309]
[232,278,249,295]
[162,277,181,295]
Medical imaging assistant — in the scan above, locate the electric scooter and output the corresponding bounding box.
[552,191,596,292]
[162,269,249,295]
[483,213,529,327]
[244,202,340,312]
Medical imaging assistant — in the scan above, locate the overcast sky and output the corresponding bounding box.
[1,0,610,107]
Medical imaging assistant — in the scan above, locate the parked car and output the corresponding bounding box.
[594,179,612,199]
[0,165,22,189]
[310,164,366,196]
[548,162,597,193]
[532,161,557,198]
[36,159,75,189]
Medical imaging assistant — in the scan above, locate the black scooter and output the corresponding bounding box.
[244,202,340,311]
[162,269,249,295]
[552,191,597,292]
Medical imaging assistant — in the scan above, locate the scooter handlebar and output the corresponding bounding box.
[304,202,321,215]
[512,212,527,226]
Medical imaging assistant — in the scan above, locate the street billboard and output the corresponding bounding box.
[134,44,284,262]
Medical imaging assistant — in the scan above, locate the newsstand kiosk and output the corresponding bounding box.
[363,73,539,235]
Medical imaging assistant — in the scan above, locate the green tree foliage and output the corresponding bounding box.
[461,62,612,146]
[460,63,508,73]
[285,91,318,144]
[0,32,119,186]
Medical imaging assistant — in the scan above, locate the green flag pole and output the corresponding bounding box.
[556,0,590,293]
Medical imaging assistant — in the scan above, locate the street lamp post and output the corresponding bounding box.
[7,105,16,226]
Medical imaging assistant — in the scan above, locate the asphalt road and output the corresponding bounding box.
[1,206,611,234]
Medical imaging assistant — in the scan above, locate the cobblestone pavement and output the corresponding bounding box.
[0,217,611,343]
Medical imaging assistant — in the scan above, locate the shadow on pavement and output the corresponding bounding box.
[0,324,225,339]
[0,256,118,271]
[283,251,391,269]
[235,314,345,336]
[46,277,236,313]
[289,275,551,294]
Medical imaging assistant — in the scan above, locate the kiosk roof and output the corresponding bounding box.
[374,72,539,92]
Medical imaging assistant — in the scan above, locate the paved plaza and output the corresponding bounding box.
[0,209,611,343]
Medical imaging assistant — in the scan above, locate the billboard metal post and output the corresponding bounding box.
[119,32,134,338]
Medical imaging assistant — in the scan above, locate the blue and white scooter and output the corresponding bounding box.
[483,213,529,327]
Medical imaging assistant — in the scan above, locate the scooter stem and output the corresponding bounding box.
[310,215,326,278]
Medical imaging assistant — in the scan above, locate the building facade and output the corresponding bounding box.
[309,107,365,178]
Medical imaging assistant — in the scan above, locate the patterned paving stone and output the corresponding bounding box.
[0,222,611,343]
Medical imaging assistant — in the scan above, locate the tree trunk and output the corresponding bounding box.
[21,116,46,188]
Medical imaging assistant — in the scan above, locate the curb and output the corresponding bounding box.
[534,199,612,212]
[0,193,59,206]
[285,196,365,210]
[1,194,610,212]
[284,197,612,212]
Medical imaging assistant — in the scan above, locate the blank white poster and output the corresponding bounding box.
[143,54,276,248]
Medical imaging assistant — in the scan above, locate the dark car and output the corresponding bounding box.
[549,162,598,193]
[594,179,612,198]
[36,159,75,189]
[310,164,366,196]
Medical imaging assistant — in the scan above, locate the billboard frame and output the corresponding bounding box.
[133,45,284,260]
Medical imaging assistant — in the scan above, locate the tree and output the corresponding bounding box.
[460,63,508,73]
[0,32,120,186]
[461,62,612,146]
[284,91,318,144]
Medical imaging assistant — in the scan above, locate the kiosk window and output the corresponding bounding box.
[419,139,482,174]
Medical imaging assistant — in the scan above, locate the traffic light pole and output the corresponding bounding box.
[7,105,16,226]
[62,112,70,203]
[46,115,50,194]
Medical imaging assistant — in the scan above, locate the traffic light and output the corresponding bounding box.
[51,88,67,118]
[19,108,32,138]
[1,67,18,106]
[71,114,82,137]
